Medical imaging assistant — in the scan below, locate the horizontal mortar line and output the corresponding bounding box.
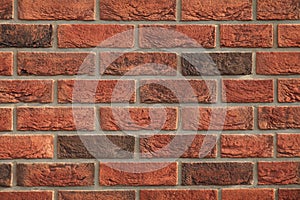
[1,157,299,163]
[2,184,298,191]
[0,19,300,25]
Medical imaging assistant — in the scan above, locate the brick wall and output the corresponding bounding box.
[0,0,300,200]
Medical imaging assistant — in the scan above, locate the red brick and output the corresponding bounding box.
[100,107,178,131]
[182,162,254,185]
[140,189,218,200]
[278,79,300,102]
[58,191,135,200]
[220,24,273,48]
[278,25,300,47]
[0,80,53,103]
[140,80,217,103]
[182,0,252,21]
[0,108,12,131]
[278,134,300,157]
[0,24,52,48]
[222,79,274,103]
[0,191,53,200]
[17,163,95,187]
[18,52,96,76]
[0,0,13,19]
[19,0,95,20]
[100,0,176,21]
[140,134,217,158]
[0,163,12,187]
[99,162,177,186]
[17,107,95,131]
[258,106,300,130]
[221,134,273,158]
[58,24,134,48]
[182,107,254,130]
[100,52,177,76]
[256,52,300,75]
[58,80,135,103]
[139,25,216,48]
[258,162,300,185]
[257,0,300,20]
[222,189,275,200]
[278,189,300,200]
[0,135,53,159]
[0,52,13,76]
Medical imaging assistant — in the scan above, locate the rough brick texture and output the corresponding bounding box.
[277,134,300,157]
[0,108,13,131]
[0,163,12,187]
[0,191,53,200]
[222,189,275,200]
[58,191,135,200]
[278,25,300,47]
[0,0,13,19]
[220,24,273,47]
[140,190,218,200]
[17,163,95,186]
[182,0,252,21]
[278,189,300,200]
[278,79,300,102]
[0,52,13,76]
[100,0,176,21]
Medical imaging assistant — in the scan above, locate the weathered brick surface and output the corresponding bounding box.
[18,52,96,76]
[0,163,12,187]
[278,189,300,200]
[100,0,176,21]
[0,191,53,200]
[278,25,300,47]
[182,162,254,185]
[0,108,13,131]
[220,24,273,47]
[19,0,95,20]
[221,134,274,158]
[222,189,275,200]
[0,135,54,159]
[278,79,300,102]
[58,191,135,200]
[222,80,274,103]
[0,80,53,103]
[277,134,300,157]
[0,0,13,19]
[17,163,95,186]
[99,162,177,186]
[182,0,252,21]
[140,190,218,200]
[0,52,13,76]
[0,24,52,48]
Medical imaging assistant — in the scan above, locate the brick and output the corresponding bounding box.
[100,0,176,21]
[17,163,95,187]
[0,191,53,200]
[0,163,12,187]
[182,162,253,185]
[58,135,135,159]
[140,134,217,158]
[0,0,13,19]
[17,107,95,131]
[19,0,95,20]
[139,25,216,48]
[100,52,177,76]
[58,191,135,200]
[99,162,177,186]
[221,134,273,158]
[278,79,300,102]
[278,134,300,157]
[0,52,13,76]
[0,80,53,103]
[181,53,252,76]
[278,25,300,47]
[0,135,54,159]
[182,107,254,130]
[58,80,135,103]
[182,0,252,21]
[257,0,300,20]
[222,79,274,103]
[278,189,300,200]
[258,106,300,130]
[220,24,273,48]
[18,52,96,76]
[0,24,52,48]
[256,52,300,75]
[58,24,134,48]
[100,107,178,131]
[140,189,218,200]
[140,80,217,103]
[0,108,12,131]
[258,162,300,185]
[222,189,275,200]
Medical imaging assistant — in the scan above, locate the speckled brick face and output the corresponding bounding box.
[0,0,299,199]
